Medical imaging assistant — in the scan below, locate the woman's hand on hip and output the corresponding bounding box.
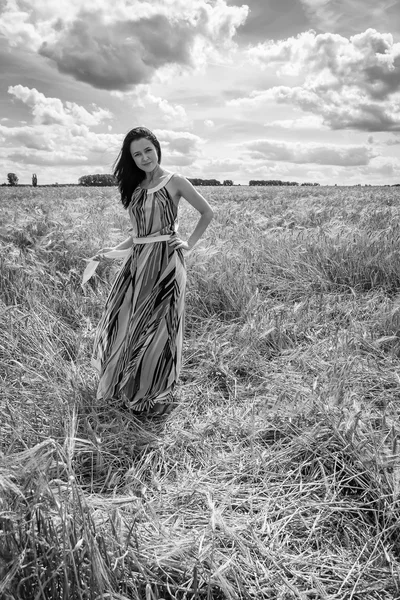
[168,235,191,251]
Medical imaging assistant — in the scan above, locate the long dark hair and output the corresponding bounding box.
[113,127,162,209]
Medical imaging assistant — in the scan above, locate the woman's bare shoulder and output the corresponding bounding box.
[166,173,185,202]
[169,173,192,190]
[169,172,183,182]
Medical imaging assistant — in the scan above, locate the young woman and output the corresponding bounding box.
[91,127,214,415]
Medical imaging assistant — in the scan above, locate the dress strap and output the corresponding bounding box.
[154,172,175,192]
[162,172,175,186]
[141,172,175,193]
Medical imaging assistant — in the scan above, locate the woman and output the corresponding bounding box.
[91,127,214,416]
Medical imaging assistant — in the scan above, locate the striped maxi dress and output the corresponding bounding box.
[91,173,186,412]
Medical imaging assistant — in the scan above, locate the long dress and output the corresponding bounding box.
[91,173,186,412]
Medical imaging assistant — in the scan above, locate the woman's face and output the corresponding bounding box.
[130,137,159,173]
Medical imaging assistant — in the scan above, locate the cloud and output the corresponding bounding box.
[1,0,248,90]
[1,123,122,165]
[2,84,202,172]
[204,119,215,128]
[117,85,191,127]
[386,135,400,144]
[185,140,380,183]
[183,155,286,183]
[269,86,400,131]
[225,0,310,43]
[0,125,53,151]
[7,150,90,166]
[241,139,377,166]
[38,13,195,90]
[2,85,121,169]
[8,85,112,126]
[230,29,400,132]
[267,115,326,129]
[298,0,400,37]
[203,158,244,173]
[154,129,205,166]
[247,29,400,99]
[364,155,400,176]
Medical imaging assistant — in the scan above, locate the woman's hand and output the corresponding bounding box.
[93,247,114,260]
[168,235,191,251]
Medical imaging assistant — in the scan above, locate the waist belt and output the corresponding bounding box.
[132,234,171,244]
[82,234,172,285]
[101,235,171,259]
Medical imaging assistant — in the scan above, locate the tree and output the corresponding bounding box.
[249,179,299,186]
[7,173,18,186]
[32,173,37,187]
[223,180,233,186]
[188,178,222,186]
[78,174,116,186]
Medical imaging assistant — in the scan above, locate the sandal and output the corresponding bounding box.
[147,402,175,417]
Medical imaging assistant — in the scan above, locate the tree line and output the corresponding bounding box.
[78,175,235,186]
[3,173,322,187]
[4,173,237,186]
[187,178,234,186]
[249,180,320,186]
[5,172,400,187]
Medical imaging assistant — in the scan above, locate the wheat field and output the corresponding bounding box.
[1,184,400,599]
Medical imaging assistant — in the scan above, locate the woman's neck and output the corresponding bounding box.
[145,165,163,183]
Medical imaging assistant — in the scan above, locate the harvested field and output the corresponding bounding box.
[1,184,400,599]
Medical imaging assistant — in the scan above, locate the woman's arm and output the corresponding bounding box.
[169,176,214,250]
[95,235,133,258]
[113,236,133,251]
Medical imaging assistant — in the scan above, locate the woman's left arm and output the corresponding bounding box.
[169,176,214,251]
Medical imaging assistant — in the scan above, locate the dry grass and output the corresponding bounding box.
[1,185,400,599]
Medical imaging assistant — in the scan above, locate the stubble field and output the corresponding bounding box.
[1,184,400,599]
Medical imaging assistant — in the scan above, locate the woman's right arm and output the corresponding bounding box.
[96,235,133,257]
[113,236,133,251]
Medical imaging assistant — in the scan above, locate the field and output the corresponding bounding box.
[1,184,400,599]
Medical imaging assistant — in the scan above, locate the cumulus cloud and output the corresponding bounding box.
[0,125,52,151]
[364,155,400,176]
[155,129,205,166]
[249,28,400,101]
[298,0,400,37]
[241,139,377,166]
[204,158,244,173]
[1,0,248,90]
[232,29,400,132]
[1,123,122,165]
[7,150,90,166]
[204,119,215,128]
[119,85,191,127]
[8,85,112,126]
[386,136,400,145]
[2,83,203,174]
[2,85,120,168]
[267,115,326,129]
[184,155,290,184]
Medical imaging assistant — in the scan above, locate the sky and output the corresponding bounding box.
[1,0,400,186]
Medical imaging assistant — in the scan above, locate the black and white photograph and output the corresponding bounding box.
[1,0,400,597]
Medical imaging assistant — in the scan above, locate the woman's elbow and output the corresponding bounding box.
[204,208,214,221]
